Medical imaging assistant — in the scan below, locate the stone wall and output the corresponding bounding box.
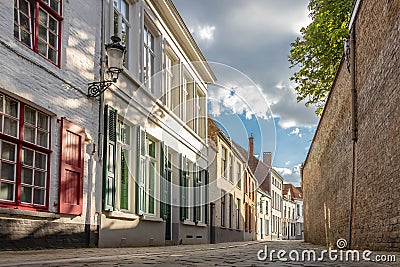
[303,0,400,251]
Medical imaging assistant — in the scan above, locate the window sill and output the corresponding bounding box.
[105,210,139,220]
[196,222,207,227]
[142,215,163,222]
[182,220,196,226]
[0,207,60,219]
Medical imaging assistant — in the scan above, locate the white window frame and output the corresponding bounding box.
[221,146,227,178]
[112,0,130,69]
[145,136,158,215]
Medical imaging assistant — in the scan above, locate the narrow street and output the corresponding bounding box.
[0,241,397,267]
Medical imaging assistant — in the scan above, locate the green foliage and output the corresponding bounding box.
[289,0,355,115]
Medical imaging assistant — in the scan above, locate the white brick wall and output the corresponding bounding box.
[0,0,102,226]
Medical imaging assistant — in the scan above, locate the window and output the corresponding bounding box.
[193,87,201,134]
[221,147,226,178]
[236,162,241,188]
[236,198,240,230]
[113,0,130,68]
[221,190,225,227]
[165,52,175,109]
[14,0,62,65]
[259,200,263,213]
[228,194,233,228]
[181,76,187,122]
[145,137,157,214]
[265,201,269,214]
[143,26,155,92]
[228,155,233,183]
[117,119,131,210]
[0,94,51,209]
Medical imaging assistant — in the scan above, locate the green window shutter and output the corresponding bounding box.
[160,142,167,219]
[204,170,209,224]
[103,105,117,211]
[136,126,146,215]
[179,154,187,221]
[194,165,201,223]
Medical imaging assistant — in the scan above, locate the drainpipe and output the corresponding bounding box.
[349,26,357,249]
[96,0,107,246]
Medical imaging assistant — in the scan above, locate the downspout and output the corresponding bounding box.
[96,0,106,246]
[349,26,357,249]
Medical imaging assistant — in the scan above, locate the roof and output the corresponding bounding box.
[283,184,303,200]
[232,140,271,194]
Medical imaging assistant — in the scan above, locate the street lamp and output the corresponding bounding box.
[87,36,126,97]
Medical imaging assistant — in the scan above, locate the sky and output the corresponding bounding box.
[173,0,319,186]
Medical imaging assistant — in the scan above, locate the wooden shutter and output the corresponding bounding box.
[103,105,117,211]
[160,142,168,219]
[179,154,187,221]
[204,170,209,224]
[194,164,200,222]
[136,126,146,215]
[59,118,85,215]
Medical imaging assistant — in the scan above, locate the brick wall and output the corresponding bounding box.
[303,0,400,251]
[0,0,101,249]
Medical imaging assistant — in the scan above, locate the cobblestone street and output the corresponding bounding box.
[0,241,398,267]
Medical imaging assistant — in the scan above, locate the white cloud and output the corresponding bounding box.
[195,25,216,42]
[274,163,302,185]
[285,161,291,166]
[289,127,302,138]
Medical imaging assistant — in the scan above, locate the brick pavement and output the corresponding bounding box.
[0,241,398,266]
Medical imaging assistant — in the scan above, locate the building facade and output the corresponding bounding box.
[282,186,296,240]
[256,188,271,240]
[270,169,283,240]
[98,0,215,247]
[207,118,256,243]
[0,0,101,249]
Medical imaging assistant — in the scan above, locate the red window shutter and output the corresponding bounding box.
[59,118,85,215]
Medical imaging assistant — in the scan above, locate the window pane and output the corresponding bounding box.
[37,130,48,148]
[37,112,48,130]
[1,162,15,182]
[121,0,128,18]
[24,125,35,143]
[20,186,32,203]
[21,29,31,47]
[1,142,16,162]
[38,39,47,57]
[39,9,47,26]
[147,139,155,158]
[38,24,47,40]
[33,188,45,205]
[49,16,57,33]
[49,32,57,48]
[20,13,30,31]
[148,161,155,214]
[5,98,18,117]
[34,170,46,187]
[20,0,30,15]
[48,48,57,64]
[24,106,36,124]
[35,152,47,170]
[4,117,18,137]
[0,182,14,201]
[50,0,60,13]
[22,148,34,166]
[21,167,33,185]
[113,0,119,9]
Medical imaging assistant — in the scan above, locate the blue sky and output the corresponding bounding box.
[174,0,319,186]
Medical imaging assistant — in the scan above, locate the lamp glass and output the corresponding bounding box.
[107,47,124,73]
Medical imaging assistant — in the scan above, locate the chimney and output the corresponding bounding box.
[263,152,272,167]
[248,133,254,157]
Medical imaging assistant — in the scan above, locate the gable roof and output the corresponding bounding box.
[232,141,271,194]
[283,183,303,200]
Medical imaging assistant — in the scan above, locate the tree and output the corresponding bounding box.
[288,0,355,115]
